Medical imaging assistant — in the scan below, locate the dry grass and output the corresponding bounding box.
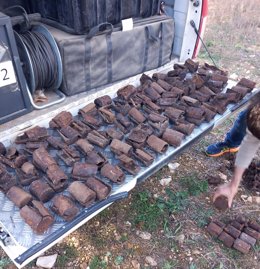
[199,0,260,84]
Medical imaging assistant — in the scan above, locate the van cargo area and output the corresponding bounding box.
[0,1,259,268]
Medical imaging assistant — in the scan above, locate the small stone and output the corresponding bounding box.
[131,260,141,269]
[241,195,248,202]
[125,221,132,227]
[136,230,151,240]
[168,162,180,173]
[145,256,157,267]
[208,175,222,185]
[230,73,238,80]
[247,196,253,203]
[36,254,58,269]
[175,234,185,245]
[218,172,227,181]
[247,196,260,204]
[192,250,200,255]
[160,176,172,186]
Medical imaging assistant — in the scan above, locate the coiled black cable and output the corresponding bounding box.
[18,30,58,91]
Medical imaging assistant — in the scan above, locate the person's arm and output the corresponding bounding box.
[213,166,245,208]
[213,130,260,208]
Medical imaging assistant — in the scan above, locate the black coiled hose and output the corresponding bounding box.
[18,30,58,91]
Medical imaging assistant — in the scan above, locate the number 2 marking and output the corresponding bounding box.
[1,68,9,81]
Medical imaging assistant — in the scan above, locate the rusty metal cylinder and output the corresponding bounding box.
[7,186,32,208]
[51,195,79,221]
[68,181,96,207]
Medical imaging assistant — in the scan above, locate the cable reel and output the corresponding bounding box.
[14,24,62,95]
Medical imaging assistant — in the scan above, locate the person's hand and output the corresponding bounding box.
[213,182,238,208]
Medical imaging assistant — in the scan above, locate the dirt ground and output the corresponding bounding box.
[1,0,260,268]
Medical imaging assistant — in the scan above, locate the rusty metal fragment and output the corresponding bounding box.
[135,124,154,136]
[0,168,17,193]
[117,85,137,100]
[106,127,124,140]
[165,107,185,122]
[110,139,132,155]
[68,181,96,207]
[79,103,96,114]
[127,129,148,148]
[147,135,168,153]
[132,148,154,167]
[20,200,54,234]
[58,126,80,145]
[14,154,28,168]
[100,163,125,184]
[144,87,161,101]
[94,95,112,107]
[112,98,132,115]
[191,74,205,88]
[7,186,32,208]
[206,79,224,90]
[210,73,228,84]
[57,150,77,166]
[184,58,199,73]
[173,122,195,136]
[76,139,94,154]
[128,107,146,124]
[199,86,216,97]
[157,97,177,107]
[87,130,110,148]
[16,162,39,186]
[229,85,250,97]
[0,154,15,168]
[15,126,49,144]
[186,116,205,126]
[152,73,167,81]
[72,162,98,180]
[202,105,217,122]
[5,147,18,159]
[213,195,229,210]
[85,151,107,168]
[47,136,66,149]
[150,82,166,94]
[70,120,92,137]
[143,99,162,113]
[157,79,172,91]
[33,147,56,172]
[51,195,79,221]
[162,129,184,147]
[49,111,73,129]
[118,154,140,175]
[185,107,205,120]
[0,142,6,155]
[85,177,111,200]
[46,164,68,191]
[80,112,103,129]
[25,141,48,152]
[98,107,115,124]
[237,78,256,90]
[190,91,210,103]
[30,179,55,202]
[233,238,251,254]
[218,231,235,248]
[181,96,200,107]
